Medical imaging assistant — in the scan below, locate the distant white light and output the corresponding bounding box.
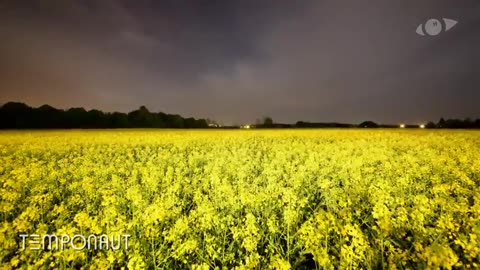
[420,124,425,129]
[400,124,405,128]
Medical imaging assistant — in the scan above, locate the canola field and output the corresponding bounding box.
[1,129,480,269]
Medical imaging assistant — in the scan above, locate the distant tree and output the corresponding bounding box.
[296,121,354,128]
[86,109,108,128]
[65,108,88,128]
[263,116,273,126]
[181,118,208,128]
[295,121,306,127]
[128,106,154,127]
[359,121,378,128]
[434,118,480,129]
[110,112,129,128]
[438,118,446,128]
[0,107,3,129]
[425,121,437,129]
[184,117,196,128]
[445,119,463,129]
[196,119,208,128]
[475,119,480,128]
[34,105,64,128]
[1,102,30,112]
[167,114,184,128]
[464,118,474,128]
[0,102,32,128]
[149,113,164,128]
[156,112,168,127]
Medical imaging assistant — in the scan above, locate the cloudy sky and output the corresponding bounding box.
[0,0,479,125]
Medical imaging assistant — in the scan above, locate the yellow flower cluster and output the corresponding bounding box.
[0,129,479,269]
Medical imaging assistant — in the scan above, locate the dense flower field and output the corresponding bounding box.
[1,129,479,269]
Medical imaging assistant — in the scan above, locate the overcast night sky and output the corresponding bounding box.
[0,0,479,125]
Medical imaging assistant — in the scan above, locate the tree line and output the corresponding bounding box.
[1,102,479,129]
[356,119,480,129]
[254,118,480,129]
[0,102,209,129]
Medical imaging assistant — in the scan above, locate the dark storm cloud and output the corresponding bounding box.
[0,0,479,124]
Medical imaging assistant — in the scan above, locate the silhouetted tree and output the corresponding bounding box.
[167,114,184,128]
[295,121,354,128]
[434,118,480,129]
[86,109,108,128]
[263,117,273,126]
[438,118,446,128]
[65,108,88,128]
[359,121,378,128]
[33,105,64,128]
[110,112,130,128]
[445,119,463,128]
[128,106,155,127]
[426,121,437,128]
[183,117,195,128]
[464,118,474,128]
[196,119,208,128]
[0,102,32,128]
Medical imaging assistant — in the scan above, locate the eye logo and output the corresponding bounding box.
[416,18,458,36]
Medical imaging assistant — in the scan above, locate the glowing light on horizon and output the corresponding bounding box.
[400,124,405,128]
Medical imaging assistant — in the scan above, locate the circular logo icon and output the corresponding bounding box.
[425,19,442,36]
